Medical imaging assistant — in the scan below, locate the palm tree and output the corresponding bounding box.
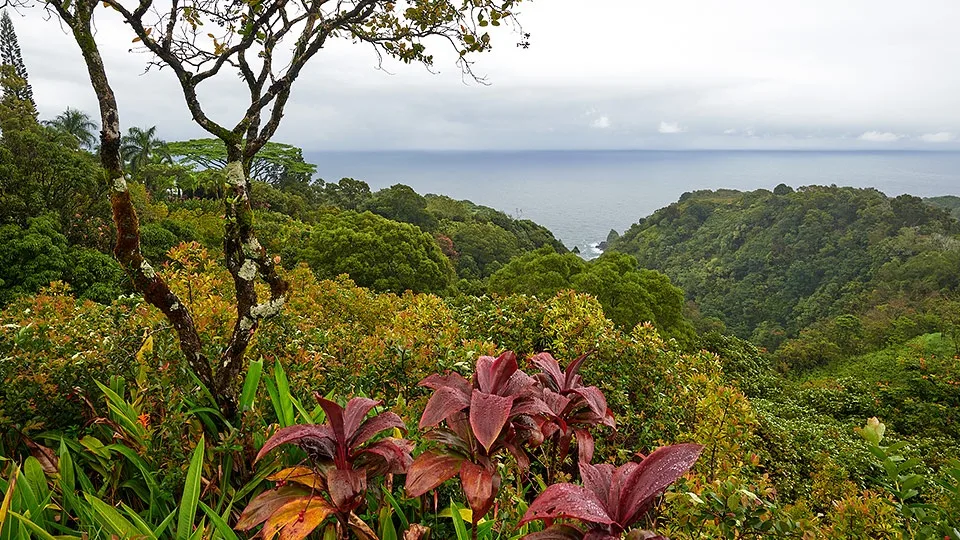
[43,107,97,149]
[121,125,168,174]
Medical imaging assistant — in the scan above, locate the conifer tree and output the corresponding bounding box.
[0,10,34,107]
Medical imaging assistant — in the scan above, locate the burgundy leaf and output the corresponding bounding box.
[255,424,334,462]
[582,532,620,540]
[470,390,514,452]
[315,395,347,446]
[405,451,465,497]
[608,462,640,524]
[424,428,472,454]
[512,395,554,418]
[574,428,595,465]
[523,525,587,540]
[476,351,519,394]
[579,463,614,509]
[503,440,532,471]
[343,397,379,441]
[563,353,591,391]
[618,443,703,527]
[513,414,546,448]
[531,352,565,391]
[460,461,496,522]
[500,369,537,398]
[355,438,414,476]
[235,485,310,530]
[327,467,367,514]
[543,389,572,419]
[419,386,471,429]
[420,372,472,395]
[569,386,609,420]
[351,411,406,447]
[520,483,614,526]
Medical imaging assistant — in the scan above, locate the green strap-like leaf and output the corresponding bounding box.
[177,436,206,540]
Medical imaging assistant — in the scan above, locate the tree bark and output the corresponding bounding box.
[65,0,215,394]
[212,143,289,418]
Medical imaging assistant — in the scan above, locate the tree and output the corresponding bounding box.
[33,0,529,417]
[121,125,167,174]
[0,10,33,107]
[363,183,438,231]
[43,108,97,149]
[301,211,454,294]
[165,138,316,186]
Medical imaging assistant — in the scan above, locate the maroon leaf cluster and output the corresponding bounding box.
[406,351,551,522]
[245,395,412,525]
[519,444,704,540]
[533,352,616,467]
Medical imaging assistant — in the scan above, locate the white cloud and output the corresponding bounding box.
[858,131,903,142]
[919,131,956,143]
[591,116,611,129]
[659,121,686,134]
[723,128,738,135]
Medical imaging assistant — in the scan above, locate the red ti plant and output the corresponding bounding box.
[519,444,703,540]
[237,395,413,540]
[405,351,551,534]
[532,352,616,483]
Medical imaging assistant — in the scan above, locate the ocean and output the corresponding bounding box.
[305,150,960,257]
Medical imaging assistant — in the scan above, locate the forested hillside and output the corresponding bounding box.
[610,185,960,364]
[4,11,960,536]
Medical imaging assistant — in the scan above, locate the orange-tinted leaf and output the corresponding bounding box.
[235,485,310,531]
[280,499,335,540]
[263,497,333,540]
[267,467,325,490]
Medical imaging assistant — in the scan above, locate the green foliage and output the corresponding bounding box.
[926,195,960,220]
[488,248,695,344]
[0,10,34,106]
[363,183,438,232]
[611,186,960,352]
[301,210,455,294]
[0,216,70,304]
[42,107,97,149]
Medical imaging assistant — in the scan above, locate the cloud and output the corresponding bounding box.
[919,131,956,143]
[858,131,902,142]
[659,121,686,134]
[591,116,611,129]
[723,128,738,135]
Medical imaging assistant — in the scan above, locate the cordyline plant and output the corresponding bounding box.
[532,352,616,483]
[405,351,552,533]
[237,395,413,540]
[519,444,704,540]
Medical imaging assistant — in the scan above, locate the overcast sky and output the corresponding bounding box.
[10,0,960,150]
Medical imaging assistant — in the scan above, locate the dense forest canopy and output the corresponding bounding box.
[609,185,960,356]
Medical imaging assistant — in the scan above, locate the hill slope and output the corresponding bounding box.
[610,185,960,349]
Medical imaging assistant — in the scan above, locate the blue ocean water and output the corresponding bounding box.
[305,150,960,257]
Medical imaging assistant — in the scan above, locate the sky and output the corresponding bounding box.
[9,0,960,150]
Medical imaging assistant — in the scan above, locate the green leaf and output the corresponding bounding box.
[7,511,57,540]
[240,359,263,412]
[177,436,205,540]
[448,501,470,540]
[199,501,240,540]
[84,492,141,537]
[273,359,295,427]
[382,489,409,529]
